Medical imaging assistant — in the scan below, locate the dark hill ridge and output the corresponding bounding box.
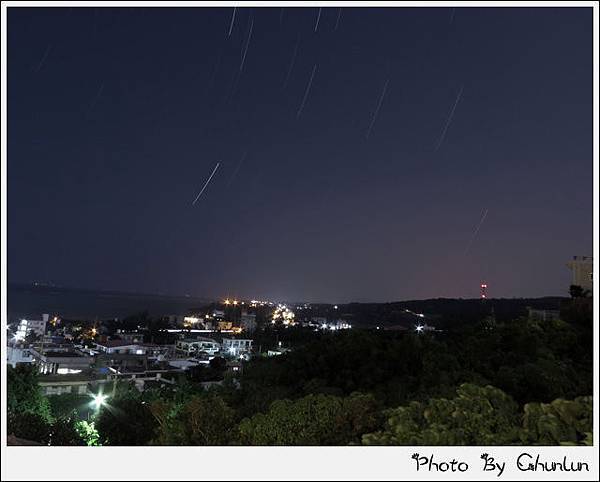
[332,297,567,328]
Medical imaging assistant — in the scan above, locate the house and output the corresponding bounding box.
[217,320,233,331]
[29,345,93,375]
[94,340,147,355]
[7,346,34,367]
[93,341,173,373]
[15,314,49,341]
[175,337,220,357]
[222,338,253,357]
[95,349,149,373]
[142,343,174,360]
[37,371,106,396]
[267,347,292,357]
[114,330,144,343]
[106,368,178,391]
[528,308,561,322]
[226,360,243,375]
[169,359,202,370]
[240,311,257,333]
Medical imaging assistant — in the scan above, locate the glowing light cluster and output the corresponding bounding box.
[272,304,296,326]
[414,323,435,333]
[183,316,202,328]
[321,321,351,331]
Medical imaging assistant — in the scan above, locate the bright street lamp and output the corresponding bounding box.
[91,393,108,410]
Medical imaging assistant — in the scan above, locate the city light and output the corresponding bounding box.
[415,324,424,333]
[272,304,296,326]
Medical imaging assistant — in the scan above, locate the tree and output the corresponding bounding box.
[238,392,380,445]
[7,365,51,422]
[48,415,86,446]
[150,394,236,445]
[7,411,51,445]
[95,392,157,446]
[186,357,227,383]
[6,411,86,446]
[24,332,41,345]
[75,420,100,446]
[47,393,91,419]
[569,284,585,298]
[520,396,593,445]
[362,384,521,445]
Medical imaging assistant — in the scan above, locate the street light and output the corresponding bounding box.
[91,393,108,410]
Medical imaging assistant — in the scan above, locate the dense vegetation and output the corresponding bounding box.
[7,300,593,446]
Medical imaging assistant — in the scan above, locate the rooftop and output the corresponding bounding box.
[96,340,141,348]
[44,350,88,358]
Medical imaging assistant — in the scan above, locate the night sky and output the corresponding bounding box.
[7,7,593,302]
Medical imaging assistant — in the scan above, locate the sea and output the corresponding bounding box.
[6,283,212,322]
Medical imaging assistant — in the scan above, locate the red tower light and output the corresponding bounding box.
[480,283,488,299]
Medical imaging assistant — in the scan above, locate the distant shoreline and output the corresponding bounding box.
[6,283,213,321]
[7,281,213,302]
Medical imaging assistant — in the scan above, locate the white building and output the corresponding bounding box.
[567,256,593,292]
[222,338,253,357]
[7,346,34,367]
[15,314,49,341]
[175,338,220,356]
[95,340,147,355]
[29,345,93,375]
[528,308,561,322]
[114,331,143,343]
[92,341,171,359]
[38,376,94,396]
[267,347,292,357]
